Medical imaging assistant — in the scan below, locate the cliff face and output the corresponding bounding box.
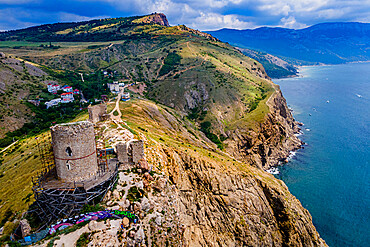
[226,86,302,170]
[162,147,325,246]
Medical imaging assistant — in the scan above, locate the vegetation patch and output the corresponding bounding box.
[76,232,91,247]
[127,186,145,202]
[200,121,224,149]
[158,51,181,76]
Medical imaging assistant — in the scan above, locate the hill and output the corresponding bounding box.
[208,22,370,65]
[0,13,325,246]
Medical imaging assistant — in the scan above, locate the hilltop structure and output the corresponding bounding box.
[51,121,98,182]
[31,120,119,223]
[116,140,145,169]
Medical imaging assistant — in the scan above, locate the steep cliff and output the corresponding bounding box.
[226,86,303,170]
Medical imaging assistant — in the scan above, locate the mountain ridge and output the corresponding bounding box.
[208,22,370,65]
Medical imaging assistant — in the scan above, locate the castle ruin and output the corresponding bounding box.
[116,140,145,168]
[50,121,98,183]
[88,104,108,124]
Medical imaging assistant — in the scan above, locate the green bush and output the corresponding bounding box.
[127,186,145,202]
[158,52,181,76]
[200,121,223,149]
[76,232,91,247]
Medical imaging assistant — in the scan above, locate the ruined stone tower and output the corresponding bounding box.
[50,121,98,183]
[88,104,107,124]
[131,140,144,164]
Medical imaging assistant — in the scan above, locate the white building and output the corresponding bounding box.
[47,84,61,94]
[45,98,61,109]
[122,92,130,101]
[61,92,74,103]
[107,82,120,94]
[62,86,73,93]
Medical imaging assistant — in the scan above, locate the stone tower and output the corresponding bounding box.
[131,140,144,164]
[88,104,107,124]
[50,121,98,183]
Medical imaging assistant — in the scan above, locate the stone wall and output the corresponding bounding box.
[51,121,98,182]
[88,104,107,124]
[116,142,129,164]
[116,140,145,169]
[131,140,144,164]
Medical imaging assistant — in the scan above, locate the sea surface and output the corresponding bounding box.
[274,63,370,247]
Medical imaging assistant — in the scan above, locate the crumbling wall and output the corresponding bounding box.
[20,219,31,238]
[88,104,107,124]
[116,140,145,169]
[116,142,129,164]
[51,121,98,182]
[131,140,144,164]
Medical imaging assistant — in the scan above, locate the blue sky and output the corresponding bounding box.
[0,0,369,31]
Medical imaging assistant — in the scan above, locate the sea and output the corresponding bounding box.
[273,62,370,247]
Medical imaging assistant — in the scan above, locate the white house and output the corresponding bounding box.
[62,86,73,93]
[107,82,120,93]
[61,92,74,103]
[47,84,61,94]
[45,98,61,109]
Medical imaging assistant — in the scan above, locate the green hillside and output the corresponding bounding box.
[0,14,274,151]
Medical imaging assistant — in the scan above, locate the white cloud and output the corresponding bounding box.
[2,0,370,31]
[280,16,307,29]
[191,12,254,30]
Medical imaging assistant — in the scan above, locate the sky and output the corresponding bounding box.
[0,0,369,31]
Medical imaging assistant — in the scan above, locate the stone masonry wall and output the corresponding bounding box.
[88,104,107,124]
[51,121,98,183]
[131,140,144,164]
[116,142,129,164]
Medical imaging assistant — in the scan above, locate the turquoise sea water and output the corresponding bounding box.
[274,63,370,247]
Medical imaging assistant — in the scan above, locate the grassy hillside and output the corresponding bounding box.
[1,16,275,152]
[0,13,279,221]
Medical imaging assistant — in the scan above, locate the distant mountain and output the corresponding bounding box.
[237,48,298,78]
[208,22,370,65]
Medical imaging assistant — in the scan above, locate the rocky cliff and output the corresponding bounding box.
[226,86,303,170]
[134,13,170,27]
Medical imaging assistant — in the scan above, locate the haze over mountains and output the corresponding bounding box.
[208,22,370,66]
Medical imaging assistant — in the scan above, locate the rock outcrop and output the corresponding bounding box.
[160,146,326,247]
[135,13,170,27]
[226,87,302,170]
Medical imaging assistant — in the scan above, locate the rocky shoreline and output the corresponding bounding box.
[225,85,304,171]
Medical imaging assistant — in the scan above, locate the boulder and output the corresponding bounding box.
[88,220,106,231]
[141,197,151,212]
[20,219,31,238]
[112,190,120,200]
[133,201,142,212]
[153,177,166,191]
[155,214,162,226]
[137,159,149,171]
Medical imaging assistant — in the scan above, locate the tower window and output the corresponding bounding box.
[66,164,70,170]
[66,147,73,156]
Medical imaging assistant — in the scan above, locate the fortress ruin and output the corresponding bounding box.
[88,104,109,123]
[31,109,147,224]
[116,140,145,168]
[51,121,98,182]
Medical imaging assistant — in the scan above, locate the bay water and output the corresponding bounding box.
[274,63,370,247]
